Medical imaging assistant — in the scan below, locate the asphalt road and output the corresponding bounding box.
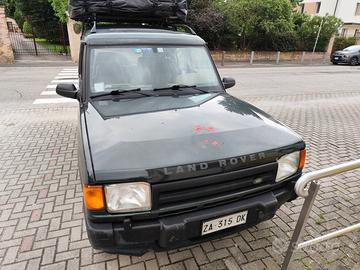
[0,64,359,270]
[0,64,359,105]
[220,65,360,97]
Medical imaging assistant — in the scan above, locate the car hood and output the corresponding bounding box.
[85,93,304,182]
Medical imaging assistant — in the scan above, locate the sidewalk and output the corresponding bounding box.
[0,59,76,67]
[215,60,332,69]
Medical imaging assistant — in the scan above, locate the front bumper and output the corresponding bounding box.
[85,180,297,255]
[331,56,350,64]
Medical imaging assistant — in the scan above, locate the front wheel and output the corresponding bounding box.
[350,57,358,66]
[332,62,338,65]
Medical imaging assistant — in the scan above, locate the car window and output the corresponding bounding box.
[343,45,360,52]
[88,46,222,94]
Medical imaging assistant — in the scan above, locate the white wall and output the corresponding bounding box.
[301,0,360,24]
[336,0,360,24]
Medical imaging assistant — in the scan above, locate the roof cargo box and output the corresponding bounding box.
[68,0,188,23]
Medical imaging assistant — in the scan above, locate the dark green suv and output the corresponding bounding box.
[56,24,306,255]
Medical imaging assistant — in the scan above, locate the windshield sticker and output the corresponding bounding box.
[133,48,142,54]
[142,48,153,54]
[94,82,105,92]
[157,48,164,53]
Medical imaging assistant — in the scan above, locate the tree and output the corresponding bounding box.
[48,0,67,23]
[22,20,33,37]
[294,13,342,51]
[4,0,15,17]
[5,0,67,43]
[218,0,296,51]
[290,0,302,7]
[187,0,226,49]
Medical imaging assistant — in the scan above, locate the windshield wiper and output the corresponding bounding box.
[90,88,152,99]
[153,85,210,94]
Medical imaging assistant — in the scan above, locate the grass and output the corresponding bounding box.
[35,38,70,54]
[315,213,325,225]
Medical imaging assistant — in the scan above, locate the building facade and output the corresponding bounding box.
[300,0,360,39]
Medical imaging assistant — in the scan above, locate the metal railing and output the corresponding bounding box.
[281,159,360,270]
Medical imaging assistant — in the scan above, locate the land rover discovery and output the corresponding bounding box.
[56,25,306,255]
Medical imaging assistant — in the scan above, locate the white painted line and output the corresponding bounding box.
[55,76,78,80]
[60,72,77,74]
[46,84,78,89]
[33,98,78,104]
[51,79,79,83]
[41,91,58,96]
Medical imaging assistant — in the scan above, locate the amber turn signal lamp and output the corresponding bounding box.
[299,149,306,169]
[83,185,105,211]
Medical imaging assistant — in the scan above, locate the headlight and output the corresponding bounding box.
[276,151,301,182]
[104,183,151,213]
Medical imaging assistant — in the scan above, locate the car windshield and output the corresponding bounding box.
[88,46,222,95]
[343,45,360,52]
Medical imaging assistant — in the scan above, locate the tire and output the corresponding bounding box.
[350,57,358,66]
[332,62,338,65]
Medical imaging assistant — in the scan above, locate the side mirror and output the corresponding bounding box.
[56,84,78,99]
[222,77,236,89]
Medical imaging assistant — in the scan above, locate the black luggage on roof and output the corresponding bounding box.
[68,0,188,23]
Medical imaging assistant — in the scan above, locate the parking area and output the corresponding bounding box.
[0,65,359,270]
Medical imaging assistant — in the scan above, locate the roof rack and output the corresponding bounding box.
[82,19,197,37]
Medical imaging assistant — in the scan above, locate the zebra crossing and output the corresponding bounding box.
[33,68,79,105]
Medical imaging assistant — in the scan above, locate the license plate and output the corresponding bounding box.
[334,57,339,60]
[201,211,248,236]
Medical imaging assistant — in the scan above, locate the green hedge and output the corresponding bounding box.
[23,21,33,38]
[333,37,356,52]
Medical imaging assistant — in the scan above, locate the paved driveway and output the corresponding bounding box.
[0,65,359,270]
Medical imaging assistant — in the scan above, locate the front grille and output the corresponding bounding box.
[152,162,277,215]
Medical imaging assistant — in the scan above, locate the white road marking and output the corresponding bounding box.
[33,69,79,105]
[55,76,78,80]
[51,79,79,83]
[47,84,78,89]
[41,91,58,96]
[33,98,78,104]
[58,73,78,75]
